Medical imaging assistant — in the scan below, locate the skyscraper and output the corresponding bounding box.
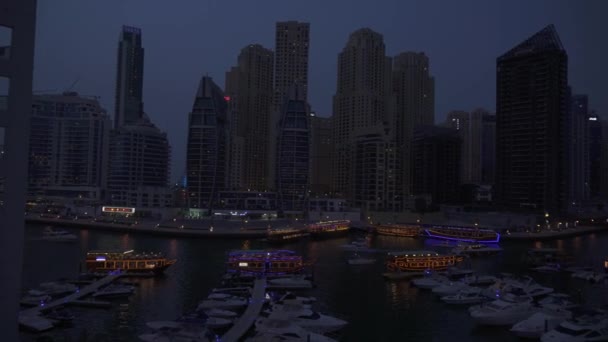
[495,25,568,215]
[331,28,391,200]
[275,84,310,212]
[392,52,435,203]
[445,108,486,185]
[107,120,171,211]
[114,25,144,128]
[481,112,496,185]
[567,94,590,207]
[29,93,110,202]
[310,114,332,196]
[412,126,461,207]
[225,44,274,192]
[0,0,36,336]
[588,112,608,200]
[185,76,227,212]
[274,21,309,104]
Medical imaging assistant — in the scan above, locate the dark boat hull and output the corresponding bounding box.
[309,229,350,240]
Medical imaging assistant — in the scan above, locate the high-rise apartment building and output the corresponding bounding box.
[588,112,608,200]
[274,21,309,104]
[567,94,590,206]
[310,114,332,196]
[331,28,391,200]
[392,52,435,203]
[185,76,228,211]
[495,25,568,215]
[225,44,274,192]
[275,84,310,212]
[353,124,399,212]
[445,108,488,185]
[412,126,461,206]
[114,25,144,128]
[0,0,36,336]
[107,120,171,210]
[28,93,110,202]
[481,113,496,185]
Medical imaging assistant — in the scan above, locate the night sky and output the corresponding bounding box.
[34,0,608,181]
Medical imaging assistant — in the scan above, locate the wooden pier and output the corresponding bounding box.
[221,277,266,342]
[19,274,121,330]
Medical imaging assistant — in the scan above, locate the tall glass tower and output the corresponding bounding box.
[114,25,144,128]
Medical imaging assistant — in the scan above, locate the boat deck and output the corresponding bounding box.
[221,277,266,342]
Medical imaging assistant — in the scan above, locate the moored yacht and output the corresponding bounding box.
[431,281,471,296]
[469,294,537,326]
[196,295,247,311]
[386,250,464,272]
[265,304,348,333]
[541,316,608,341]
[92,284,135,298]
[441,287,485,305]
[268,276,313,289]
[452,244,502,256]
[411,275,449,290]
[511,310,572,339]
[252,318,338,342]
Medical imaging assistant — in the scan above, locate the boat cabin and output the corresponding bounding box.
[226,250,305,275]
[85,250,176,275]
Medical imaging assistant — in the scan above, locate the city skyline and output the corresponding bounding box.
[33,0,608,180]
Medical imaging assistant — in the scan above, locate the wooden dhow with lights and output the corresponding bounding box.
[375,224,421,237]
[266,227,309,244]
[226,249,308,276]
[85,250,176,276]
[421,224,500,243]
[307,220,351,239]
[386,250,464,272]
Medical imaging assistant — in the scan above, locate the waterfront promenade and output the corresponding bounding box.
[501,225,608,241]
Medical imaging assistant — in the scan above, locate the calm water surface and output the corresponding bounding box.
[20,224,608,341]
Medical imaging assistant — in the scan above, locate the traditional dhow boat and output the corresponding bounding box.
[375,224,421,238]
[226,249,306,276]
[422,224,500,243]
[85,250,176,275]
[266,227,309,244]
[386,250,464,272]
[307,220,350,239]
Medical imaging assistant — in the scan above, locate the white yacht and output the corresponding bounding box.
[268,277,313,289]
[252,318,338,342]
[538,293,579,311]
[531,263,563,273]
[441,288,485,305]
[204,308,238,318]
[511,311,571,339]
[197,296,247,311]
[572,271,608,283]
[20,293,52,307]
[147,316,232,330]
[541,317,608,341]
[42,227,78,241]
[18,314,54,332]
[266,304,348,333]
[139,326,210,342]
[462,275,498,287]
[93,284,135,298]
[452,244,502,256]
[275,292,317,306]
[469,294,537,326]
[431,281,471,296]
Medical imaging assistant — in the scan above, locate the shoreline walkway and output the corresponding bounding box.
[501,225,608,241]
[221,277,266,342]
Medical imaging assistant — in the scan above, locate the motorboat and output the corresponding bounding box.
[347,255,376,265]
[531,263,562,273]
[382,271,425,280]
[252,318,338,342]
[441,288,485,305]
[411,275,448,290]
[45,307,75,326]
[20,293,52,307]
[511,311,571,339]
[446,266,475,279]
[265,304,348,333]
[541,316,608,341]
[563,265,593,273]
[139,326,210,342]
[196,296,247,311]
[462,275,498,287]
[42,227,77,241]
[32,281,78,296]
[18,314,54,332]
[268,276,313,289]
[572,270,608,283]
[452,244,502,256]
[93,284,135,298]
[203,308,238,318]
[469,294,537,326]
[538,293,579,311]
[508,277,554,298]
[274,292,317,306]
[431,281,471,296]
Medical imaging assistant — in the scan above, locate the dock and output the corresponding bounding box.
[221,277,266,342]
[19,274,121,330]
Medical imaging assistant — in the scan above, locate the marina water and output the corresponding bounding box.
[20,224,608,341]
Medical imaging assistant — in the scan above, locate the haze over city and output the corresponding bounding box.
[34,0,608,179]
